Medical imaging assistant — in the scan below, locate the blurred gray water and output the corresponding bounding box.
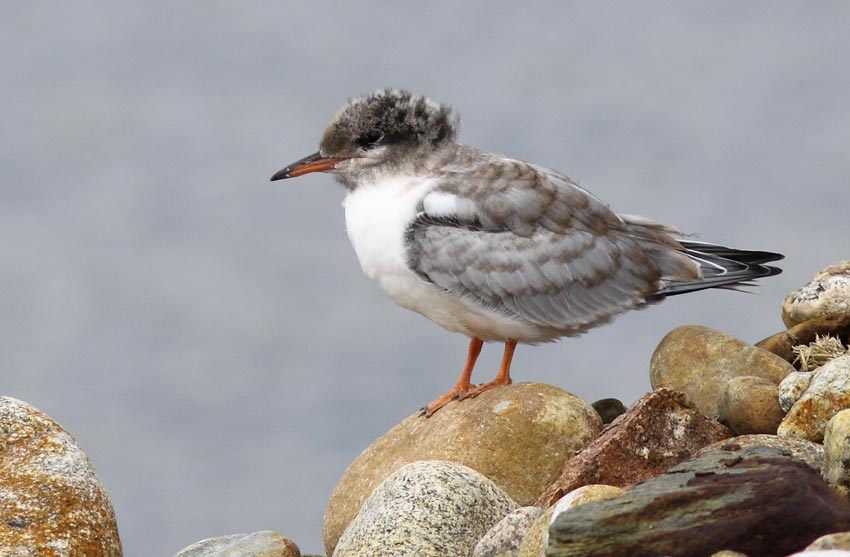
[1,2,848,555]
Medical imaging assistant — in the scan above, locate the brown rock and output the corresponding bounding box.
[756,313,850,366]
[547,445,850,557]
[783,260,850,328]
[650,325,795,418]
[823,409,850,496]
[323,382,601,555]
[719,376,785,435]
[0,396,121,557]
[537,388,730,506]
[591,398,626,424]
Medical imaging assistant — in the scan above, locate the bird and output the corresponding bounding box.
[271,89,783,417]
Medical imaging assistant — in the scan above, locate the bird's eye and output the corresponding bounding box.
[357,130,385,149]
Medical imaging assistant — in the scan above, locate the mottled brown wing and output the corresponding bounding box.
[404,161,675,333]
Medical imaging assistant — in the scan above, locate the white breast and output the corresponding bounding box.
[343,174,550,342]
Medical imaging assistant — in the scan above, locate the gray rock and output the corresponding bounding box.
[473,506,542,557]
[783,260,850,328]
[824,410,850,496]
[719,376,785,435]
[779,371,813,412]
[0,396,121,557]
[334,460,518,557]
[173,531,300,556]
[701,434,824,474]
[779,355,850,442]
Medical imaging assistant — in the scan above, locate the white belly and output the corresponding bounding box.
[342,175,550,342]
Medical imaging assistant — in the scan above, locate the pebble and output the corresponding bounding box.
[778,354,850,442]
[783,260,850,328]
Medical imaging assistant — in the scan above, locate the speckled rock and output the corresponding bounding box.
[538,389,730,506]
[333,460,518,557]
[757,313,850,367]
[824,410,850,496]
[174,531,299,556]
[779,355,850,442]
[323,382,601,555]
[719,376,785,435]
[473,506,542,557]
[806,532,850,550]
[701,434,824,474]
[783,260,850,328]
[519,485,623,557]
[780,371,814,412]
[650,326,795,418]
[0,396,121,557]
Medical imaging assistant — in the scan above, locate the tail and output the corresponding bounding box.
[653,240,783,298]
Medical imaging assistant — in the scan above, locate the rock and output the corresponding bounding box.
[0,396,121,557]
[173,531,300,556]
[806,532,850,550]
[518,485,623,557]
[323,383,601,555]
[547,445,850,557]
[538,388,730,506]
[779,354,850,442]
[701,434,824,474]
[783,260,850,328]
[333,460,518,557]
[710,552,751,557]
[718,376,785,435]
[756,313,850,365]
[473,506,542,557]
[779,371,814,412]
[824,410,850,496]
[651,326,795,418]
[788,549,850,557]
[591,398,626,424]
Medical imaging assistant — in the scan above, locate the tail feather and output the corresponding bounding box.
[653,240,783,298]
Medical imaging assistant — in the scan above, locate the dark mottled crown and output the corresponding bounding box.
[319,89,460,156]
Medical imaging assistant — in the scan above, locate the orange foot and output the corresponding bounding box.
[420,339,517,418]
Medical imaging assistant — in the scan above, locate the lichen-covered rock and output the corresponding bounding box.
[519,485,623,557]
[651,326,795,418]
[473,506,542,557]
[323,382,601,555]
[783,260,850,328]
[538,389,730,506]
[824,410,850,496]
[0,396,121,557]
[719,376,785,435]
[805,531,850,550]
[333,460,518,557]
[757,313,850,366]
[547,445,850,557]
[779,355,850,442]
[779,371,814,412]
[173,531,300,557]
[700,434,824,474]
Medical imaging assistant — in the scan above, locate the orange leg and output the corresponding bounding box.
[463,339,516,399]
[422,337,483,417]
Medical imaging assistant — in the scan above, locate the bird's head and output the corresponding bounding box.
[271,89,459,188]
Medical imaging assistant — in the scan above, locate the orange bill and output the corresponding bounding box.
[270,151,345,181]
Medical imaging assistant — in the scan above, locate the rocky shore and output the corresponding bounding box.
[3,260,850,557]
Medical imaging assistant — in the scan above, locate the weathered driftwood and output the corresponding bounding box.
[547,444,850,557]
